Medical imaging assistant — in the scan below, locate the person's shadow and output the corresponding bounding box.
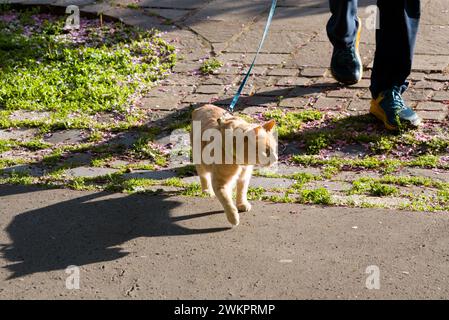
[0,185,228,280]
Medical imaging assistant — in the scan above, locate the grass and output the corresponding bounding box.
[0,9,175,115]
[298,187,332,205]
[349,177,400,197]
[0,8,176,177]
[264,109,323,140]
[199,58,223,75]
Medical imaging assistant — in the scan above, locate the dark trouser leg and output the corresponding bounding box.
[370,0,421,98]
[327,0,359,48]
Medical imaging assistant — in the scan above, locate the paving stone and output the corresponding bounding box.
[62,153,92,166]
[64,167,119,178]
[279,97,311,108]
[398,185,437,198]
[185,0,267,23]
[140,95,183,111]
[409,72,427,81]
[425,73,449,82]
[80,3,117,14]
[216,66,267,76]
[220,53,290,66]
[195,85,225,94]
[300,67,327,77]
[16,0,56,4]
[362,69,372,79]
[190,20,244,44]
[159,74,200,86]
[181,176,198,185]
[109,160,130,168]
[413,81,445,91]
[333,171,382,181]
[360,90,373,100]
[349,79,371,89]
[43,130,85,144]
[55,0,95,6]
[304,181,352,193]
[267,7,328,34]
[401,168,449,182]
[239,106,267,115]
[402,89,433,101]
[327,144,369,159]
[251,176,295,189]
[138,0,204,9]
[2,164,44,177]
[276,164,321,176]
[334,195,410,207]
[254,87,291,97]
[326,88,358,98]
[268,68,299,77]
[145,8,190,21]
[432,91,449,102]
[212,43,227,54]
[201,75,237,86]
[312,96,346,111]
[347,99,369,115]
[413,55,449,72]
[110,132,141,148]
[227,29,309,54]
[288,85,324,98]
[93,113,116,124]
[243,96,277,107]
[416,102,448,111]
[0,128,39,142]
[417,110,447,121]
[173,62,201,73]
[183,94,218,104]
[415,25,449,55]
[276,77,311,86]
[123,17,175,32]
[147,85,194,97]
[287,41,332,68]
[123,169,178,180]
[421,0,449,25]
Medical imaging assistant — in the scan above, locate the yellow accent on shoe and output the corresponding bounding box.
[354,16,363,82]
[369,96,398,131]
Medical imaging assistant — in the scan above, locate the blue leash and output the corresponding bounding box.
[228,0,277,113]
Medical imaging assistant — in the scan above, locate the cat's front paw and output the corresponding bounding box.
[225,208,240,226]
[237,201,252,212]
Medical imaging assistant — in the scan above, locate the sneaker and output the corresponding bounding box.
[330,17,363,85]
[370,86,422,130]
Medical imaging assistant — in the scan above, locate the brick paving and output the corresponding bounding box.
[1,0,449,210]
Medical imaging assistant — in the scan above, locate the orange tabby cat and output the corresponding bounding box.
[191,104,277,226]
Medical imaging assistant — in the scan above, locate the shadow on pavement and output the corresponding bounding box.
[0,185,229,279]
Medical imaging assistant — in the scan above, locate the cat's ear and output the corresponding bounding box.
[262,119,276,132]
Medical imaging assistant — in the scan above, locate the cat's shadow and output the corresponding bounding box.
[0,185,228,280]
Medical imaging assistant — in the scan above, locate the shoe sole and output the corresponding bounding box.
[331,17,363,85]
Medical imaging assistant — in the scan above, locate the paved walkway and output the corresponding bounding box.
[1,185,449,299]
[1,0,448,211]
[1,0,449,300]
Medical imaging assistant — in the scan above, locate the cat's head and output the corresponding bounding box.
[218,117,278,166]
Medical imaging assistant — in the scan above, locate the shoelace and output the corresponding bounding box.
[334,47,357,65]
[383,86,408,113]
